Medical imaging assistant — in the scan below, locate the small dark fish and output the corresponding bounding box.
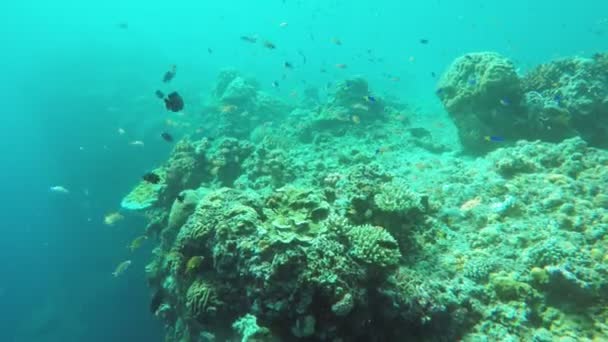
[263,40,276,49]
[364,95,376,103]
[436,88,445,95]
[161,132,173,142]
[142,172,161,184]
[176,193,185,203]
[118,22,128,30]
[162,65,177,83]
[484,136,505,142]
[553,94,563,105]
[155,90,164,99]
[207,48,213,54]
[465,55,473,60]
[284,61,293,69]
[164,92,184,112]
[150,290,164,314]
[431,72,436,78]
[467,78,477,86]
[419,39,429,44]
[320,68,327,73]
[272,81,279,88]
[297,50,307,64]
[240,35,257,43]
[408,127,432,138]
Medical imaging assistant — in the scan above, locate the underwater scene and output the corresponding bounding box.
[2,0,608,341]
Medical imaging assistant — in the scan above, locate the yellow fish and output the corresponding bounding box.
[220,104,238,113]
[112,260,132,277]
[185,256,205,275]
[128,235,148,252]
[104,212,124,226]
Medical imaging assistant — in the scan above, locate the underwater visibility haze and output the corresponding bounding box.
[2,0,608,341]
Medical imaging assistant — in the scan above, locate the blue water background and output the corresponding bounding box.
[1,1,606,340]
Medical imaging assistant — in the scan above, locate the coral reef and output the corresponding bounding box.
[211,69,292,138]
[522,55,608,147]
[121,64,608,341]
[437,52,525,154]
[438,51,608,153]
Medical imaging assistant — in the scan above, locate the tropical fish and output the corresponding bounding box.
[351,115,361,124]
[364,95,376,103]
[262,40,276,49]
[279,21,288,28]
[185,256,205,275]
[164,92,184,112]
[284,61,294,69]
[376,146,390,155]
[155,90,164,99]
[460,197,482,211]
[419,38,429,44]
[128,235,148,252]
[162,65,177,83]
[142,172,161,184]
[220,104,238,113]
[130,140,144,146]
[499,97,512,106]
[49,185,69,194]
[104,212,124,226]
[240,35,257,43]
[331,37,342,45]
[484,136,505,142]
[161,132,173,142]
[112,260,132,277]
[335,63,347,69]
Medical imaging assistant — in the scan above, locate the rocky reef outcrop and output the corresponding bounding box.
[437,51,608,154]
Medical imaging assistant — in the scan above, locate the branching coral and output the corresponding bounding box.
[346,224,401,269]
[374,179,425,214]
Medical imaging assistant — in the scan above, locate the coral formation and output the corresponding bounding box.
[438,51,608,153]
[121,62,608,341]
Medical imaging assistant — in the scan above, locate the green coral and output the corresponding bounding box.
[346,224,401,269]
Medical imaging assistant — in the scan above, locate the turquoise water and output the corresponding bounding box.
[1,1,607,341]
